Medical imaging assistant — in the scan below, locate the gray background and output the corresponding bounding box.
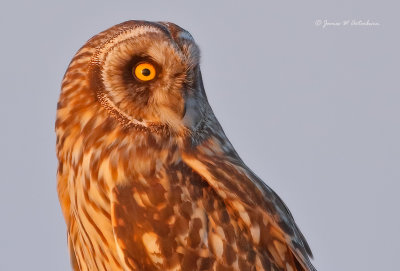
[0,1,398,270]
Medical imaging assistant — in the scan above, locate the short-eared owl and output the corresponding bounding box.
[56,20,316,271]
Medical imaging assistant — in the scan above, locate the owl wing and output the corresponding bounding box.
[109,127,315,271]
[181,126,316,271]
[110,161,221,271]
[111,160,262,270]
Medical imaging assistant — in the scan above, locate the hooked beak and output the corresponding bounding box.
[182,95,202,131]
[181,69,208,132]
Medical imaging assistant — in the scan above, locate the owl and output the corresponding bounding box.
[56,20,316,271]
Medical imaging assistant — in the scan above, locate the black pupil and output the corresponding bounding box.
[142,68,151,76]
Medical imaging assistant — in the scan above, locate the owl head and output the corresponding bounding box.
[58,20,212,139]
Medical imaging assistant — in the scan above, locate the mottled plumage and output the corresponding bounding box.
[56,20,316,271]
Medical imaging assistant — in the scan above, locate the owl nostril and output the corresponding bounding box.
[182,103,187,119]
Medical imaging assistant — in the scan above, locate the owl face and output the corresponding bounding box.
[87,21,204,135]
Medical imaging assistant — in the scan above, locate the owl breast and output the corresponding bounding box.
[61,129,184,271]
[62,133,260,271]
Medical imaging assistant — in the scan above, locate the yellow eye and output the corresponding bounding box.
[133,62,156,81]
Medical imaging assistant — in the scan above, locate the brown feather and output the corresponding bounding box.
[56,20,315,271]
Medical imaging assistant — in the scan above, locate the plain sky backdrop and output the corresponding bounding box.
[0,1,399,270]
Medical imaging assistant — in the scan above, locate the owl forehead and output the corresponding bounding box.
[92,23,199,73]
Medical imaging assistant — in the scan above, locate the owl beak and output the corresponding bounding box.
[182,95,202,131]
[181,69,208,132]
